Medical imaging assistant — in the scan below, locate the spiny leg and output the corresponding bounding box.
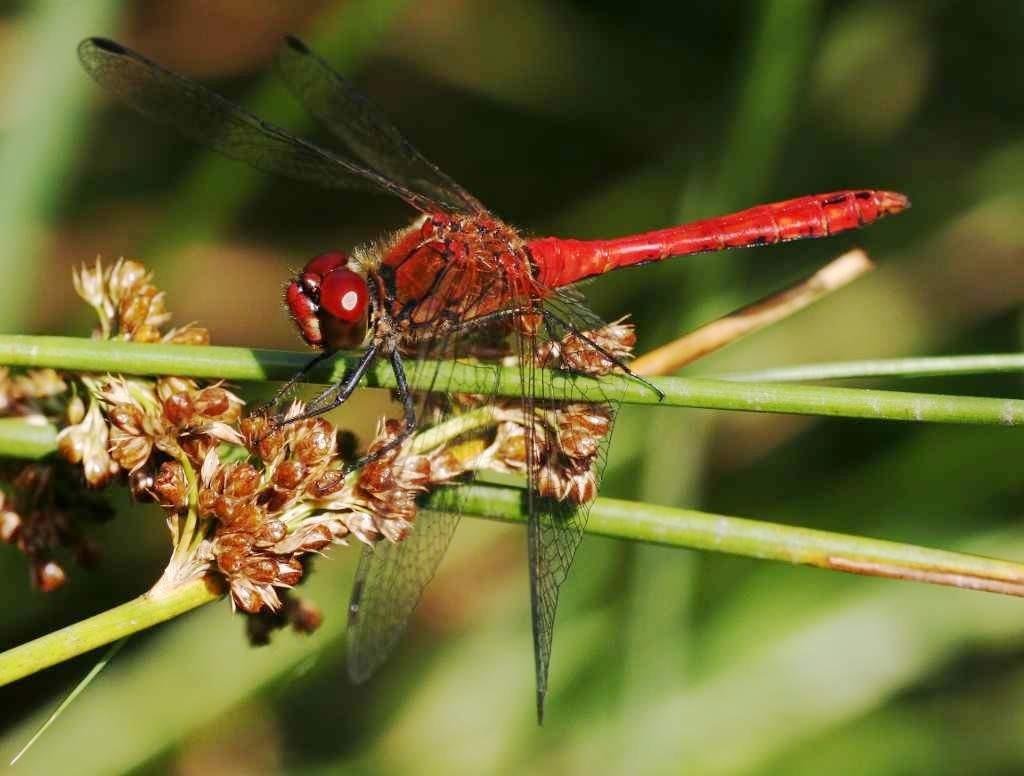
[260,349,336,415]
[275,343,379,428]
[343,349,417,473]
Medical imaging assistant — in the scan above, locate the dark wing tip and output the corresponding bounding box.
[82,37,126,55]
[284,35,311,55]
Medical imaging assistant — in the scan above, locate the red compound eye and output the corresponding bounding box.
[304,251,347,277]
[319,268,368,323]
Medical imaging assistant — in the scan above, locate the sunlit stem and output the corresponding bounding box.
[409,405,503,455]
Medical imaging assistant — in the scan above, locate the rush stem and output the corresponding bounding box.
[716,353,1024,383]
[5,486,1024,687]
[2,336,1024,427]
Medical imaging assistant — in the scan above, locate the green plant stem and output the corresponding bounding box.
[0,418,58,459]
[9,637,128,765]
[718,353,1024,382]
[2,335,1023,427]
[433,485,1024,597]
[6,486,1024,687]
[0,579,221,687]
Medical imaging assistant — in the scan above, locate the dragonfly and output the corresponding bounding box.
[79,36,909,721]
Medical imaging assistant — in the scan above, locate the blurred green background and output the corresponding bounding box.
[2,1,1024,773]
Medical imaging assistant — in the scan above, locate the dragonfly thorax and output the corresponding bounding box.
[286,251,370,351]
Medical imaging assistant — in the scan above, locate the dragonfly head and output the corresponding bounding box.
[286,251,370,350]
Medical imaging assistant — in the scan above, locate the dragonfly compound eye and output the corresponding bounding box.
[285,253,367,348]
[319,267,368,323]
[304,251,348,278]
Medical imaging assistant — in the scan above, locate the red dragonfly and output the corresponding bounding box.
[79,36,908,720]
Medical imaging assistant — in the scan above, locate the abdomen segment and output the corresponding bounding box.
[529,189,909,288]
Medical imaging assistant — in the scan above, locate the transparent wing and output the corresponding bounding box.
[276,36,488,216]
[526,493,592,722]
[525,301,617,723]
[346,509,461,683]
[345,325,500,683]
[78,37,448,215]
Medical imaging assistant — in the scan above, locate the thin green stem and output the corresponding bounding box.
[2,335,1024,428]
[0,418,57,459]
[409,406,502,454]
[717,353,1024,382]
[9,637,128,765]
[430,485,1024,597]
[0,579,221,687]
[6,487,1024,687]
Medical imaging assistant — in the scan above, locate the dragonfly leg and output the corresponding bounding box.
[260,349,336,415]
[275,343,379,428]
[543,311,665,401]
[455,307,523,331]
[391,349,417,434]
[343,350,417,473]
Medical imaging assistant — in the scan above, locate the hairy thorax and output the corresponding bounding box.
[368,215,541,333]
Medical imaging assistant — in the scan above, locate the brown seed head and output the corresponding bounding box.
[152,461,188,509]
[33,559,67,592]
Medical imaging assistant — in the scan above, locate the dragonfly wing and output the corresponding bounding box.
[523,288,619,722]
[346,509,461,683]
[344,290,511,683]
[78,37,443,214]
[526,491,592,723]
[275,36,489,216]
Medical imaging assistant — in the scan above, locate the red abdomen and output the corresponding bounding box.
[529,189,909,288]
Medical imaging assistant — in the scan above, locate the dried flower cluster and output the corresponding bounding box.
[0,368,67,417]
[534,316,636,377]
[0,366,102,589]
[0,258,223,592]
[466,318,635,504]
[73,256,208,345]
[0,461,111,590]
[195,411,342,613]
[0,256,635,645]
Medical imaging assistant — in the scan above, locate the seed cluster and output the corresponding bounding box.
[73,256,208,344]
[464,318,635,505]
[0,258,230,591]
[534,316,636,376]
[0,462,110,591]
[198,411,345,613]
[0,257,635,642]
